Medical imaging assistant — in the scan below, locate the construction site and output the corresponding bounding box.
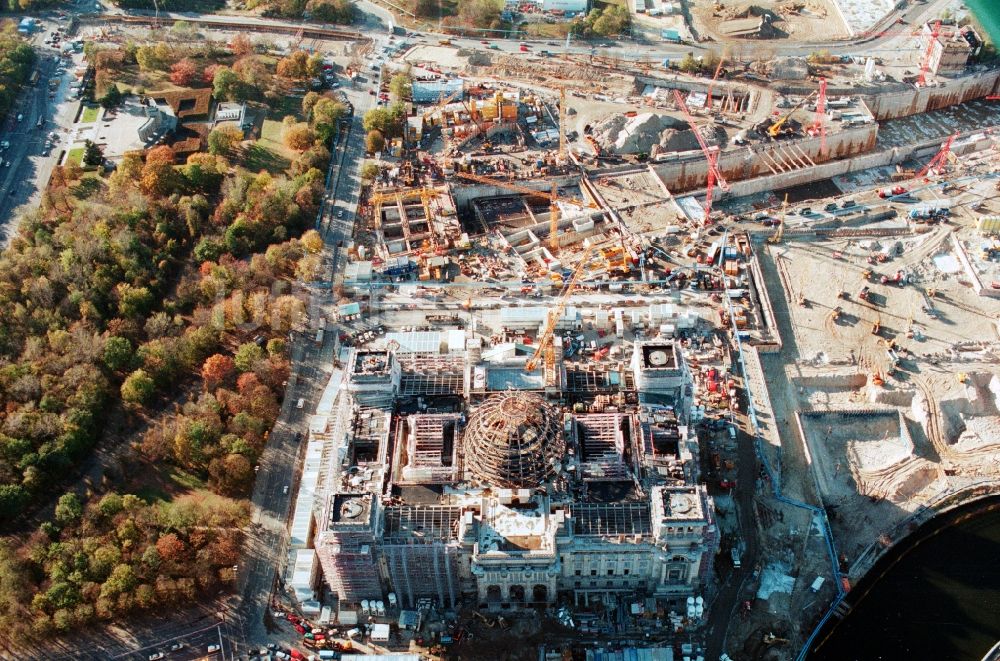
[279,8,1000,661]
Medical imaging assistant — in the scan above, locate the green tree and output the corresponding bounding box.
[121,370,156,406]
[388,73,412,102]
[102,336,134,373]
[360,161,379,181]
[100,84,123,109]
[678,52,699,73]
[266,338,287,357]
[207,125,243,156]
[212,66,242,101]
[83,140,103,167]
[234,343,265,372]
[54,493,83,527]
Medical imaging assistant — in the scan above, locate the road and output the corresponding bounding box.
[233,49,379,653]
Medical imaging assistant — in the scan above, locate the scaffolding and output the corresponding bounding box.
[575,413,631,482]
[382,506,463,608]
[399,413,461,484]
[398,354,466,397]
[569,502,652,537]
[463,392,565,488]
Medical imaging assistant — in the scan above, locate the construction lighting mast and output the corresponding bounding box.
[813,77,828,157]
[916,133,957,179]
[673,90,730,221]
[917,20,942,87]
[706,55,725,111]
[558,86,567,164]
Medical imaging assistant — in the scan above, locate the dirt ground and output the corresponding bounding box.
[688,0,849,45]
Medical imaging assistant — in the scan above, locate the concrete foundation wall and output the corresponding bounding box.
[650,123,878,195]
[861,69,1000,121]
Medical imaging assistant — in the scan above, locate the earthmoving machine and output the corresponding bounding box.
[767,194,789,244]
[767,91,817,138]
[871,315,881,336]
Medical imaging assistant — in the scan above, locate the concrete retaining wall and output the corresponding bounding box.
[861,69,1000,121]
[950,232,1000,298]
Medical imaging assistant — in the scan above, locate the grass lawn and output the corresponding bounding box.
[131,462,208,504]
[523,22,572,38]
[246,118,293,174]
[80,105,100,123]
[66,145,84,165]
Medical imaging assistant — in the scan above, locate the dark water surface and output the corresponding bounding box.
[809,498,1000,661]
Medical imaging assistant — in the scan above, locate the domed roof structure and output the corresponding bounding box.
[464,392,565,488]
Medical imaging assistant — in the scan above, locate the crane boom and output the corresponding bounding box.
[420,89,463,121]
[768,91,817,138]
[525,244,594,373]
[454,172,597,208]
[673,90,729,191]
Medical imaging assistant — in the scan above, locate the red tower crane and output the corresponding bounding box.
[812,77,828,157]
[917,20,942,87]
[916,133,956,179]
[673,90,730,221]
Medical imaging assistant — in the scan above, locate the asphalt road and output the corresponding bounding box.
[232,55,378,653]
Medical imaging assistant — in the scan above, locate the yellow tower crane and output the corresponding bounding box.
[525,244,595,381]
[453,172,597,252]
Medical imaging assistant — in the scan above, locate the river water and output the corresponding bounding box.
[809,498,1000,660]
[966,0,1000,45]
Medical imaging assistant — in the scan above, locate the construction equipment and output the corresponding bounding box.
[830,306,842,321]
[525,244,595,377]
[915,133,956,179]
[673,90,730,219]
[420,89,464,123]
[705,54,725,111]
[768,91,817,138]
[454,172,597,251]
[917,21,941,86]
[871,315,881,336]
[767,194,788,244]
[812,77,827,156]
[763,632,789,646]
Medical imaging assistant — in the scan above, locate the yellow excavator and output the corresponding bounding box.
[768,91,817,138]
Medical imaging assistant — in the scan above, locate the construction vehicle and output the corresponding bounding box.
[871,316,881,336]
[862,268,873,281]
[880,270,905,286]
[525,245,595,379]
[830,306,841,321]
[767,194,789,244]
[859,286,870,301]
[767,91,817,138]
[763,632,789,646]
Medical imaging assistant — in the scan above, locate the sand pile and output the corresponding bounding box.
[591,112,726,155]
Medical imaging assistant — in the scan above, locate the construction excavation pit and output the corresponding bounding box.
[463,391,566,488]
[797,409,940,551]
[930,371,1000,456]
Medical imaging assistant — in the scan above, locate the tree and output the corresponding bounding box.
[266,338,287,357]
[360,161,379,181]
[230,33,253,57]
[169,58,199,86]
[310,0,355,23]
[678,52,699,73]
[363,105,404,139]
[457,0,502,28]
[54,493,83,527]
[201,354,236,390]
[310,98,347,143]
[283,122,315,151]
[213,66,243,101]
[301,229,324,253]
[102,336,134,373]
[365,129,385,154]
[234,343,265,373]
[276,51,309,79]
[121,370,155,406]
[155,533,186,564]
[207,125,243,156]
[100,84,122,109]
[140,161,178,198]
[82,140,103,167]
[388,73,412,102]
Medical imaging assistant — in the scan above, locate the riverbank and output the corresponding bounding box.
[809,494,1000,660]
